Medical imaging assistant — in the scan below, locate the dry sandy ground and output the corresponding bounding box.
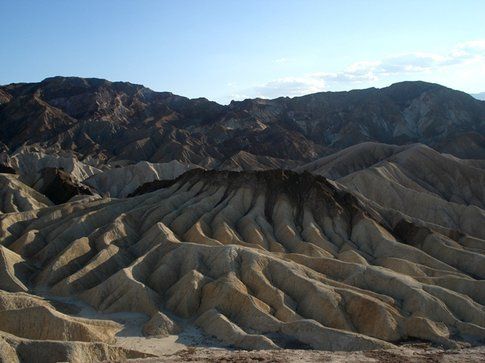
[112,319,485,362]
[44,294,485,363]
[118,345,485,362]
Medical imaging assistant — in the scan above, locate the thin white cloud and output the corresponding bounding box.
[240,40,485,99]
[273,57,292,64]
[250,76,326,99]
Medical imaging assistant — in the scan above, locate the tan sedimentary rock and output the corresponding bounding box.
[0,174,52,212]
[299,142,485,239]
[142,311,182,337]
[0,169,483,352]
[0,246,32,292]
[0,291,121,343]
[0,330,154,363]
[0,306,121,343]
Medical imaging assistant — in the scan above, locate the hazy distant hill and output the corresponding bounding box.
[472,92,485,101]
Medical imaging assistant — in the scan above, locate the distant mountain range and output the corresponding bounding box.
[472,92,485,101]
[1,77,484,164]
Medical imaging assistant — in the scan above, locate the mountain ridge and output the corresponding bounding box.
[0,77,468,105]
[1,77,484,163]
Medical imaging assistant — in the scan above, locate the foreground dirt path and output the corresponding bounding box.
[122,345,485,362]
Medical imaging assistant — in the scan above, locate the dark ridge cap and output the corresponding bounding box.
[132,168,350,200]
[133,168,339,192]
[130,169,369,226]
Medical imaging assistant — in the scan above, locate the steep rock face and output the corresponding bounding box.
[0,170,483,351]
[1,77,484,164]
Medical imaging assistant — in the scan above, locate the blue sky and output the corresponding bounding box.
[1,0,484,103]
